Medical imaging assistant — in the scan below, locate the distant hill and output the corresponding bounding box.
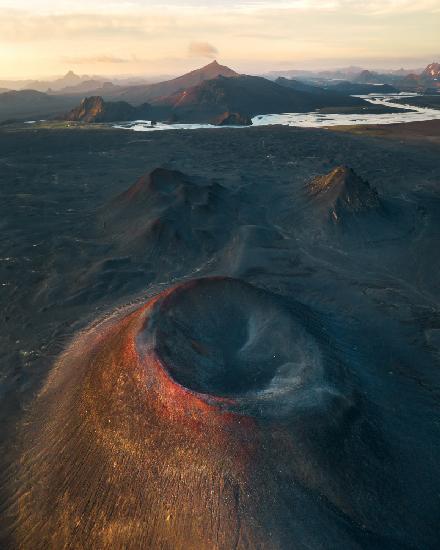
[54,79,108,95]
[265,66,364,81]
[355,70,378,84]
[15,71,84,93]
[275,77,368,105]
[325,82,398,95]
[360,62,440,92]
[100,60,239,105]
[0,90,78,122]
[275,77,325,93]
[59,96,152,123]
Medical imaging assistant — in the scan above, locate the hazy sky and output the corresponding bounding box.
[1,0,439,78]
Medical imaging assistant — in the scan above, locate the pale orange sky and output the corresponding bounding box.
[0,1,439,78]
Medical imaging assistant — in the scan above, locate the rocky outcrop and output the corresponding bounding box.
[59,96,152,123]
[423,63,440,80]
[213,111,252,126]
[400,63,440,91]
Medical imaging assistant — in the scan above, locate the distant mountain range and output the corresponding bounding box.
[323,82,398,95]
[0,70,91,93]
[265,66,424,81]
[267,63,439,92]
[274,77,382,103]
[0,70,167,95]
[353,65,440,91]
[58,74,400,125]
[1,59,438,124]
[2,61,439,97]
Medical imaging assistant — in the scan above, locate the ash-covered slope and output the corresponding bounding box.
[59,96,152,122]
[10,275,380,549]
[101,168,233,265]
[1,127,440,550]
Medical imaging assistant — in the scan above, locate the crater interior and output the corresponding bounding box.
[152,278,319,399]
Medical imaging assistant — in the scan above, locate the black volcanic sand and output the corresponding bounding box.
[330,119,440,146]
[0,124,440,548]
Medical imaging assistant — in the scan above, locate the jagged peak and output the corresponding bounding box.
[423,62,440,77]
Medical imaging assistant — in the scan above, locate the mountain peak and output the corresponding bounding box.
[125,59,239,103]
[196,60,238,77]
[423,62,440,79]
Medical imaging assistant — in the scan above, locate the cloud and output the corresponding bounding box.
[0,1,438,78]
[0,12,177,42]
[62,55,131,64]
[188,41,218,58]
[335,0,440,15]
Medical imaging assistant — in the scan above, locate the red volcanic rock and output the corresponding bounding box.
[213,111,252,126]
[8,277,362,548]
[65,95,105,122]
[400,63,440,91]
[423,62,440,80]
[59,95,152,122]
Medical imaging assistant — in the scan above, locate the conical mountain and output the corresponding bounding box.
[114,60,239,105]
[308,166,380,223]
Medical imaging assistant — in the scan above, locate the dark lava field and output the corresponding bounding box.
[0,123,439,549]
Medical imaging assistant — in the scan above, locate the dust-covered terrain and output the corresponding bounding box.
[0,123,439,549]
